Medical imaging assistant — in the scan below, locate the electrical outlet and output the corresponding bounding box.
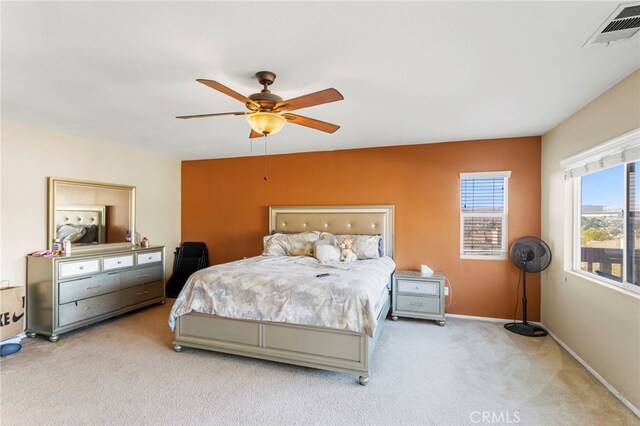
[444,286,449,296]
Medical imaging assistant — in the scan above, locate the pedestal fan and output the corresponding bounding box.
[504,236,552,337]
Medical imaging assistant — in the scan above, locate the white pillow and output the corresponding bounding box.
[315,244,342,264]
[57,224,87,242]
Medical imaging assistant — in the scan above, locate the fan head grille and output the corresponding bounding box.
[510,236,552,273]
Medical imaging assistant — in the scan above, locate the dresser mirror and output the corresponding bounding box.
[48,178,136,252]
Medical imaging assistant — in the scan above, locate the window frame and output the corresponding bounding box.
[459,171,511,261]
[562,128,640,295]
[572,162,639,294]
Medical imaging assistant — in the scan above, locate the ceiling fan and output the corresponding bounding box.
[176,71,344,138]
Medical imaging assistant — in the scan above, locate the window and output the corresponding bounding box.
[459,171,511,260]
[562,128,640,293]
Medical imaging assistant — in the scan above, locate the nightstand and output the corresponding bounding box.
[391,270,446,326]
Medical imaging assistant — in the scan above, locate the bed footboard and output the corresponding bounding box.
[173,293,390,385]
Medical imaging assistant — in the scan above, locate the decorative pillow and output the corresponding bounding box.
[57,224,87,242]
[320,233,381,260]
[263,231,320,256]
[76,225,98,244]
[315,243,342,264]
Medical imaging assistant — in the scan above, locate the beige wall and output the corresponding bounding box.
[1,120,181,286]
[541,70,640,410]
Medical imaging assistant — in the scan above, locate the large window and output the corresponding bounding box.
[459,171,510,260]
[563,129,640,293]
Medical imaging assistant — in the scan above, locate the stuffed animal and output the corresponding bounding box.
[339,237,357,262]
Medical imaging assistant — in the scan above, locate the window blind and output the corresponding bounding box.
[459,171,510,258]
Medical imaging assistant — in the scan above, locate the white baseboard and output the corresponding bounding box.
[542,325,640,419]
[445,313,540,324]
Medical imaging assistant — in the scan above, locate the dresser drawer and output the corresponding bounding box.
[397,279,439,296]
[396,295,440,315]
[59,273,120,304]
[121,281,163,308]
[58,292,120,327]
[103,255,134,271]
[59,259,101,279]
[119,265,164,289]
[137,251,162,265]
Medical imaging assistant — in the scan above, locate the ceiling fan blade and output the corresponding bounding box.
[175,112,247,119]
[274,88,343,112]
[249,129,263,139]
[196,79,260,109]
[283,113,340,133]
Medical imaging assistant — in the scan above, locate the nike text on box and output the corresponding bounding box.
[0,286,25,341]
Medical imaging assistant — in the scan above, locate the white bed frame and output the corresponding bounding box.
[173,205,395,385]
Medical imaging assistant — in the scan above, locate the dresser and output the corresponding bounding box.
[391,270,446,326]
[26,246,165,342]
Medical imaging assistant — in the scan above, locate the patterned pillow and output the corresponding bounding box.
[263,231,320,256]
[57,224,87,243]
[320,233,382,260]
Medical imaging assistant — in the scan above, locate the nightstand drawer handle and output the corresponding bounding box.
[136,291,150,296]
[415,285,420,289]
[410,302,424,307]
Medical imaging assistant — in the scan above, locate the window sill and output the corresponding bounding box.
[566,270,640,298]
[460,254,507,261]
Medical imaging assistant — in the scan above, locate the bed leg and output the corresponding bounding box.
[358,375,369,386]
[174,344,183,352]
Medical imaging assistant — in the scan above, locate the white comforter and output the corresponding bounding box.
[169,255,396,337]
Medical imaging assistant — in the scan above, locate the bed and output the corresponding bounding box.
[170,205,395,385]
[55,204,106,244]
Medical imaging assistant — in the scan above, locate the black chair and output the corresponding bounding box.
[166,242,209,297]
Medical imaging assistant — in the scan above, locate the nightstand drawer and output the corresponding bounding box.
[396,295,440,314]
[397,279,439,296]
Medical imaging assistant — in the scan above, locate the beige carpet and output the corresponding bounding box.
[0,302,637,426]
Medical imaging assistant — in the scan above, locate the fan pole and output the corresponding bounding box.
[521,267,528,325]
[504,263,547,336]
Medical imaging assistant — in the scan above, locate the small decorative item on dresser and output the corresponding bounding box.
[141,237,149,248]
[391,269,446,326]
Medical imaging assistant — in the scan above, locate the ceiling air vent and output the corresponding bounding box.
[585,2,640,46]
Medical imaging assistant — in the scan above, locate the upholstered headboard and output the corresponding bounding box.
[269,205,395,258]
[55,204,107,244]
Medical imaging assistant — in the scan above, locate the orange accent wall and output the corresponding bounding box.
[181,137,541,320]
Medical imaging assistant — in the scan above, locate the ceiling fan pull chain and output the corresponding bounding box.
[263,136,268,181]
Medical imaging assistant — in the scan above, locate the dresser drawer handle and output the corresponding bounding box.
[415,285,420,289]
[86,285,101,290]
[79,266,84,270]
[85,304,102,311]
[148,256,153,260]
[410,302,424,307]
[136,274,148,279]
[117,261,122,264]
[136,291,150,296]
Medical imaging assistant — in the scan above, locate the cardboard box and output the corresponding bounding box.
[0,286,25,341]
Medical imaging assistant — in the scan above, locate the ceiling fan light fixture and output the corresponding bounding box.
[247,112,286,136]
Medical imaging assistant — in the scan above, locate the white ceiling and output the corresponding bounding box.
[2,1,638,160]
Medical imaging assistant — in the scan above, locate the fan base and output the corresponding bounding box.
[504,322,548,337]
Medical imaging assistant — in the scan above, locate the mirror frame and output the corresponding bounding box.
[48,177,136,252]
